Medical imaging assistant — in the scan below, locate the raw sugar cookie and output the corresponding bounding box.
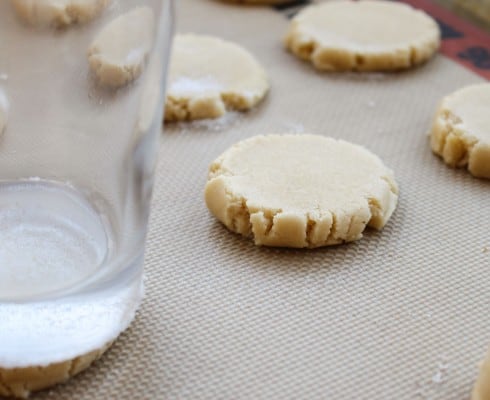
[88,7,155,88]
[0,279,142,398]
[204,134,399,248]
[430,83,490,179]
[284,0,440,72]
[11,0,110,28]
[0,343,112,399]
[165,34,269,122]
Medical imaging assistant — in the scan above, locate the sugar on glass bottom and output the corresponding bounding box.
[0,179,112,301]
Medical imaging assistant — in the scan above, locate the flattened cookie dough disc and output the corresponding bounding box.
[88,6,155,88]
[0,279,142,398]
[284,0,440,72]
[205,134,399,248]
[0,343,111,399]
[11,0,110,28]
[472,347,490,400]
[165,34,269,122]
[430,83,490,179]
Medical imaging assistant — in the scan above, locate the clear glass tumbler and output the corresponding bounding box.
[0,0,174,302]
[0,2,173,386]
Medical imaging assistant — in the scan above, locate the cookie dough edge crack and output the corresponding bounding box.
[284,28,318,63]
[87,52,144,88]
[0,357,77,399]
[12,0,110,28]
[165,95,226,122]
[64,0,109,25]
[431,108,481,173]
[0,370,14,398]
[0,342,111,398]
[284,27,439,71]
[368,174,399,229]
[205,175,397,248]
[165,89,266,122]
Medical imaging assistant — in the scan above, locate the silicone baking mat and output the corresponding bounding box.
[35,0,489,399]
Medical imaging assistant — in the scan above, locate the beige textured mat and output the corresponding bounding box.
[34,0,489,399]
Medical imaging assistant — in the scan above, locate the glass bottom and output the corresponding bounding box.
[0,180,112,301]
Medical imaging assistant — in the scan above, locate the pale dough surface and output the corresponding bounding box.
[284,0,440,72]
[88,7,155,88]
[165,34,269,122]
[473,347,490,400]
[430,83,490,179]
[11,0,109,28]
[0,343,111,399]
[205,134,399,248]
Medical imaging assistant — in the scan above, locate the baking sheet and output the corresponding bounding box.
[36,0,489,399]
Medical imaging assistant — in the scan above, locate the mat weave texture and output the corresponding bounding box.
[35,0,489,399]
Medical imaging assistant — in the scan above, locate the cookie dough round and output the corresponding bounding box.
[204,134,399,248]
[88,6,155,88]
[472,347,490,400]
[430,83,490,179]
[11,0,110,28]
[165,34,269,122]
[0,279,142,398]
[284,0,440,72]
[0,343,111,399]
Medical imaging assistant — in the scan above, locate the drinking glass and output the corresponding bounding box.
[0,0,174,302]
